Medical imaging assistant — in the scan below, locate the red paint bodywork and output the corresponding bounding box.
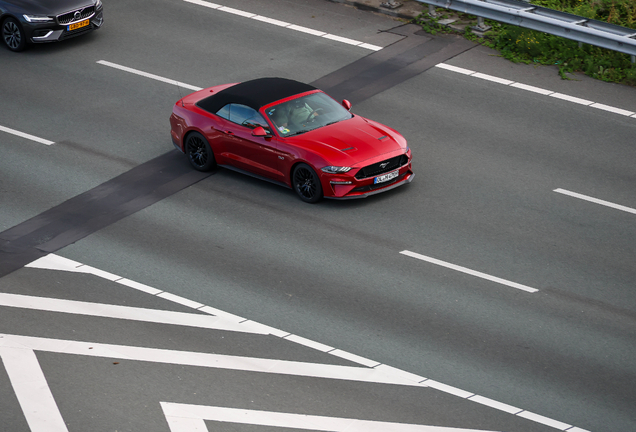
[170,84,413,199]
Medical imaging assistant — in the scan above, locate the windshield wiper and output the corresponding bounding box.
[288,129,311,136]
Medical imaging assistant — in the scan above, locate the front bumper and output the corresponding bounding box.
[28,9,103,43]
[322,152,414,199]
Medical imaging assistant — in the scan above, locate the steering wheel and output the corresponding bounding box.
[305,108,324,123]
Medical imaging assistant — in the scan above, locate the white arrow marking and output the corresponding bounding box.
[160,403,498,432]
[0,334,426,387]
[0,293,267,334]
[0,347,69,432]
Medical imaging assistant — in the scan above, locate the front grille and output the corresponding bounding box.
[57,6,95,25]
[355,154,409,180]
[351,173,406,192]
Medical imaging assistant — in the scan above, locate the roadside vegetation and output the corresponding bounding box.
[417,0,636,86]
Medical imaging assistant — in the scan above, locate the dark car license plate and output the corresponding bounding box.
[374,170,398,184]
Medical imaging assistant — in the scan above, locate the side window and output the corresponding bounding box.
[228,104,255,126]
[242,113,269,130]
[217,104,271,133]
[216,104,230,120]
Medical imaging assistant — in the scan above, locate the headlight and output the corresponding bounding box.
[321,166,352,174]
[95,0,103,9]
[23,15,54,23]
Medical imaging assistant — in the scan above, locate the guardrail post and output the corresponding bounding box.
[428,4,439,17]
[472,16,492,32]
[632,55,635,64]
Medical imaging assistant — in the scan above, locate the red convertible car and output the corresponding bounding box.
[170,77,413,203]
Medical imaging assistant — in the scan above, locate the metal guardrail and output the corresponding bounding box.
[416,0,636,57]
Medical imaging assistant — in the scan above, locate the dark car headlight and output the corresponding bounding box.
[23,15,54,23]
[95,0,103,9]
[321,166,352,174]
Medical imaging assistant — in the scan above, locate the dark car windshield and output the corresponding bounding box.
[265,92,352,136]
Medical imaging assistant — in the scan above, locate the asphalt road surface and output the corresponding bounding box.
[1,1,635,431]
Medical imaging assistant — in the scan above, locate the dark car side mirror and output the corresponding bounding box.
[342,99,352,111]
[252,126,270,137]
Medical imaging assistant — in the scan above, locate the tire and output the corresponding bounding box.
[2,18,26,52]
[292,163,323,203]
[185,132,216,171]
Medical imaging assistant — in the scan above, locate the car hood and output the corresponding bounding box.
[284,115,407,166]
[10,0,94,15]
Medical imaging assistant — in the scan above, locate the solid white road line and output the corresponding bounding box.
[160,403,498,432]
[182,0,383,51]
[0,125,55,145]
[0,334,425,387]
[434,63,635,119]
[0,293,267,334]
[0,347,69,432]
[96,60,203,91]
[400,250,539,293]
[554,188,636,215]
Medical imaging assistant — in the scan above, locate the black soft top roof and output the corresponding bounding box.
[197,77,317,113]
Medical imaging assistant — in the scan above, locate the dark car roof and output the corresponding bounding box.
[197,77,316,114]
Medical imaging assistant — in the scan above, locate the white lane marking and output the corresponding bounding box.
[422,379,474,398]
[96,60,203,91]
[0,125,55,145]
[160,403,499,432]
[0,347,69,432]
[468,395,522,415]
[434,63,635,118]
[590,102,634,116]
[288,23,327,36]
[517,410,573,430]
[472,72,514,85]
[284,334,334,352]
[554,188,636,215]
[400,250,539,293]
[0,333,425,387]
[182,0,383,51]
[0,293,266,334]
[24,254,586,431]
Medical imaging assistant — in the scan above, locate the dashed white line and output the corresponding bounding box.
[181,0,383,51]
[399,250,539,293]
[434,63,635,118]
[0,125,55,145]
[96,60,202,91]
[554,188,636,215]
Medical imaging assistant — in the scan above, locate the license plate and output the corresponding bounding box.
[68,19,89,31]
[374,170,399,184]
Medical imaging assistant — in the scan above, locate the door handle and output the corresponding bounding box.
[213,127,234,136]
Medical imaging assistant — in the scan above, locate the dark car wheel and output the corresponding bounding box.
[293,163,323,203]
[185,132,216,171]
[2,18,26,52]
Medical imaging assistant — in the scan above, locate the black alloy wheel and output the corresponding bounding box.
[2,18,26,52]
[185,132,215,171]
[293,163,322,203]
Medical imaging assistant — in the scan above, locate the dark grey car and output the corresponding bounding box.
[0,0,103,52]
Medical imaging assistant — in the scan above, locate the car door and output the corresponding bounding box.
[212,104,283,181]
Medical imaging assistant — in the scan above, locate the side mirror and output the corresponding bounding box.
[342,99,352,111]
[252,126,269,137]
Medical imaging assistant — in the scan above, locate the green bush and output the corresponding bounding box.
[420,0,636,86]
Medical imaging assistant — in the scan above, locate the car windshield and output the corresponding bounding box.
[265,92,353,136]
